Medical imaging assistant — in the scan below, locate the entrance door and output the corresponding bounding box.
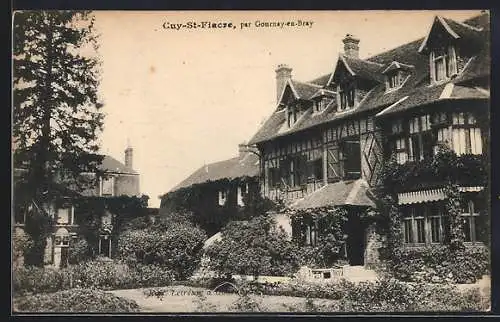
[60,247,69,268]
[99,235,111,257]
[346,211,365,266]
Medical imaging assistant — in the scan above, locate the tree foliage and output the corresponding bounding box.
[13,10,104,202]
[205,216,300,277]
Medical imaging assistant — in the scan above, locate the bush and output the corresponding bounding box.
[13,266,69,295]
[117,217,207,280]
[13,232,33,267]
[181,277,488,312]
[331,278,488,312]
[390,246,490,284]
[205,215,301,277]
[13,288,140,312]
[13,260,174,295]
[68,237,91,264]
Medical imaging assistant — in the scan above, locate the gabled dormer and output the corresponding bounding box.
[418,16,485,85]
[275,65,322,129]
[310,89,335,114]
[329,34,383,112]
[381,61,413,92]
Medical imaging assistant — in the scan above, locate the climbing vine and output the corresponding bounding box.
[285,206,349,267]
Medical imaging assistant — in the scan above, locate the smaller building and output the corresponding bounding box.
[160,144,262,235]
[13,145,142,268]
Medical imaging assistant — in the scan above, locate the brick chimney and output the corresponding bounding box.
[342,34,360,59]
[124,143,133,169]
[275,64,292,104]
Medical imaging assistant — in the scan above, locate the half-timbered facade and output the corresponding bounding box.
[248,12,490,267]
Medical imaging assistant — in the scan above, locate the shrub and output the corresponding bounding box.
[117,217,207,280]
[13,288,140,313]
[390,246,490,284]
[68,237,91,264]
[205,215,301,277]
[13,232,33,267]
[13,260,174,295]
[13,266,69,295]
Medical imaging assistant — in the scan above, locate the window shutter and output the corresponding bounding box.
[327,146,340,181]
[429,51,436,83]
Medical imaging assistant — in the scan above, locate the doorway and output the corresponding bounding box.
[99,234,112,258]
[345,211,365,266]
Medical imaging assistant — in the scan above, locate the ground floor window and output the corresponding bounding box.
[401,202,445,245]
[460,194,485,244]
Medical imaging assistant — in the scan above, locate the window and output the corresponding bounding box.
[218,190,228,206]
[431,46,457,83]
[309,157,324,181]
[386,71,403,90]
[237,183,248,206]
[392,119,403,134]
[304,219,318,246]
[100,176,115,196]
[452,112,482,155]
[338,83,355,111]
[460,196,484,243]
[395,138,408,164]
[314,98,327,113]
[341,140,361,179]
[56,206,74,225]
[268,166,280,188]
[287,104,299,127]
[408,115,433,161]
[402,203,445,245]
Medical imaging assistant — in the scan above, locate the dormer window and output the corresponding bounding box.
[313,98,328,113]
[382,62,413,92]
[287,104,299,127]
[430,46,457,83]
[338,83,355,111]
[388,71,403,89]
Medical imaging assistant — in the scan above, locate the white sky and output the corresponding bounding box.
[93,10,484,207]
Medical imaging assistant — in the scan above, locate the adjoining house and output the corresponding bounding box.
[13,144,141,268]
[159,144,262,235]
[247,13,490,268]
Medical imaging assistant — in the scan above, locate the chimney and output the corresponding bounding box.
[342,34,360,59]
[238,142,247,158]
[124,143,133,169]
[275,64,292,104]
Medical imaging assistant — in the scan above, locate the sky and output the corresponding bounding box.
[92,10,484,207]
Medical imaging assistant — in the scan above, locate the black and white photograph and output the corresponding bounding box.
[12,10,491,313]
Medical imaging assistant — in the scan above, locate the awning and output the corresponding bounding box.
[290,179,376,210]
[398,186,484,205]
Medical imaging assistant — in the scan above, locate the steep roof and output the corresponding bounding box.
[248,13,489,145]
[170,152,259,192]
[99,155,138,175]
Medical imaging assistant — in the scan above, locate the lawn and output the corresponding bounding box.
[108,285,335,312]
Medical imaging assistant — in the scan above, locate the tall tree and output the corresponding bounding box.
[13,11,104,203]
[13,11,104,264]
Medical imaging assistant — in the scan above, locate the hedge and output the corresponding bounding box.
[390,246,490,284]
[13,260,174,295]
